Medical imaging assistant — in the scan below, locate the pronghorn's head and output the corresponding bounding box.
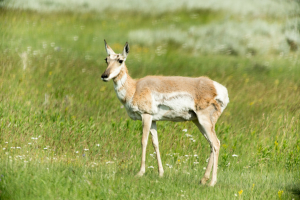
[101,40,129,82]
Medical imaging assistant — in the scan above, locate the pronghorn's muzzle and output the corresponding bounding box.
[101,73,109,82]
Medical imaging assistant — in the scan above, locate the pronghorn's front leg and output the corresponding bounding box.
[149,121,164,177]
[136,114,152,177]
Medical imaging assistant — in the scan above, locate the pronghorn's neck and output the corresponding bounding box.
[113,65,136,103]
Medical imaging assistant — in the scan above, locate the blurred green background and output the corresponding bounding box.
[0,0,300,199]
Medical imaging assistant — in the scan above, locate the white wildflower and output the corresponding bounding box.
[185,134,193,137]
[182,129,187,132]
[232,154,238,157]
[148,166,154,169]
[85,55,91,60]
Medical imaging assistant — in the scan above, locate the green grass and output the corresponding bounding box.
[0,8,300,199]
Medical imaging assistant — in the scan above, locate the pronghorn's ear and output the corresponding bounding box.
[104,39,116,56]
[122,42,130,58]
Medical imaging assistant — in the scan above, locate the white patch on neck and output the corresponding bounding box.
[114,73,127,101]
[114,73,127,90]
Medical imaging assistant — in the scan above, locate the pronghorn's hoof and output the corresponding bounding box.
[207,181,217,187]
[135,171,145,177]
[200,177,209,185]
[158,172,164,177]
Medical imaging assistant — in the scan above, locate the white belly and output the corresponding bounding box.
[123,91,197,121]
[152,105,197,121]
[152,92,196,121]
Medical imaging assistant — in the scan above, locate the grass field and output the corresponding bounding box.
[0,6,300,200]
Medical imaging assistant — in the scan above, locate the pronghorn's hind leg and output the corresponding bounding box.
[193,106,221,186]
[149,121,164,177]
[136,114,152,177]
[192,120,215,185]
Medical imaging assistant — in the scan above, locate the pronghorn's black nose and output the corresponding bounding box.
[101,74,108,79]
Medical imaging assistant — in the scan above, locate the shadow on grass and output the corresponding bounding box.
[287,184,300,200]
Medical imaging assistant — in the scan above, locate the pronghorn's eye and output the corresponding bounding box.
[104,58,108,63]
[118,59,123,64]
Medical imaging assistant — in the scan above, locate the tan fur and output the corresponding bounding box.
[132,87,153,113]
[113,67,136,104]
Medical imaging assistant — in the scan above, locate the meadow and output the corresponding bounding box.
[0,4,300,200]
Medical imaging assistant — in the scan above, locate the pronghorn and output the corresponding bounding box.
[101,40,229,186]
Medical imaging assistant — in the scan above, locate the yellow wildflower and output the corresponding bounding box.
[238,190,243,196]
[278,190,283,200]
